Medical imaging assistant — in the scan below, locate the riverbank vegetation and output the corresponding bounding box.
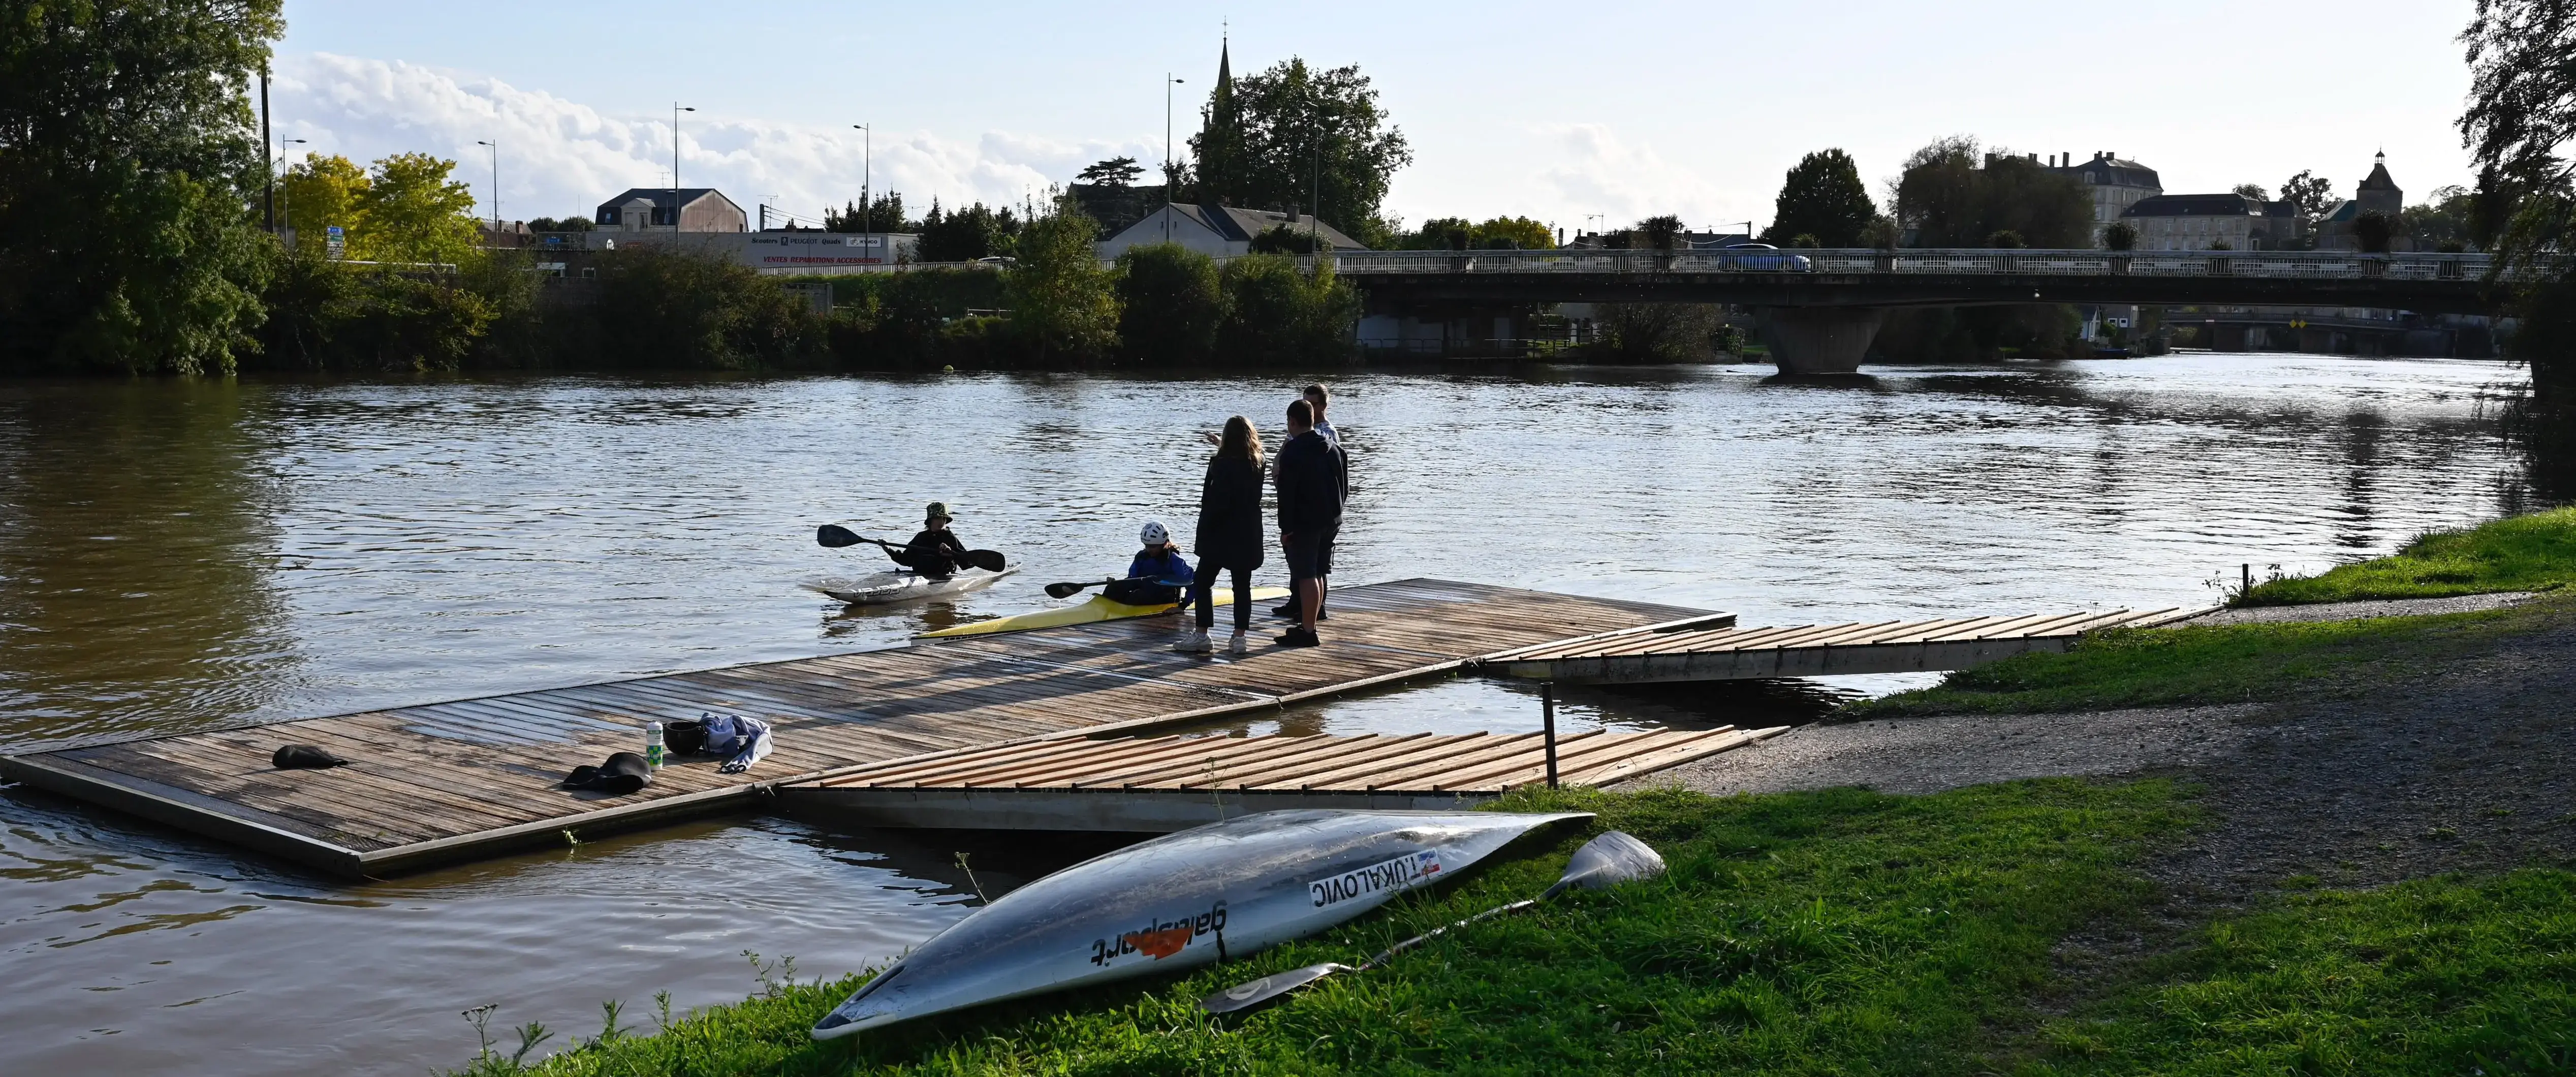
[1853,508,2576,717]
[447,781,2571,1075]
[1843,604,2544,718]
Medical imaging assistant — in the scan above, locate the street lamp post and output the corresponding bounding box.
[476,140,499,245]
[1165,76,1183,244]
[851,125,870,233]
[672,102,695,230]
[274,138,307,239]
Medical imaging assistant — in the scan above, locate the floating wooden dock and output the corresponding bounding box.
[780,726,1786,832]
[1479,608,2207,684]
[0,580,1723,877]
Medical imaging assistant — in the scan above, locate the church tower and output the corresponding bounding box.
[2357,151,2403,216]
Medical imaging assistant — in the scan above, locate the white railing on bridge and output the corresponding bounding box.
[1324,248,2515,282]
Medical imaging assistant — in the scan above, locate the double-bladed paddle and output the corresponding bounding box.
[1044,578,1118,600]
[1200,830,1667,1014]
[815,524,1007,572]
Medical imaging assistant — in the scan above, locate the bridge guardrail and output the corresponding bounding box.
[1327,249,2524,282]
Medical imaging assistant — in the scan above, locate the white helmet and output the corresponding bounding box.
[1139,520,1170,546]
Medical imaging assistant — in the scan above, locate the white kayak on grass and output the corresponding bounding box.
[806,566,1017,606]
[810,808,1589,1039]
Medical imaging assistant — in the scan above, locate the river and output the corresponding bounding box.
[0,354,2527,1074]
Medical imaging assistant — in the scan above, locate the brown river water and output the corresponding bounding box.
[0,356,2527,1073]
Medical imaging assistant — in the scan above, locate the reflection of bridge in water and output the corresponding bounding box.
[1332,249,2524,373]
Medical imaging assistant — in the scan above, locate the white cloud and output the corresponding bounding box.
[1531,123,1763,233]
[270,53,1154,225]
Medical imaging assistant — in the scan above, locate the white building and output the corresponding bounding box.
[1096,203,1367,259]
[584,230,919,272]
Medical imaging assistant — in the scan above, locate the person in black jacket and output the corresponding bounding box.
[1273,398,1342,648]
[887,502,966,578]
[1175,416,1267,655]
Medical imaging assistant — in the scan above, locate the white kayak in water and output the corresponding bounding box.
[806,567,1016,606]
[810,808,1588,1039]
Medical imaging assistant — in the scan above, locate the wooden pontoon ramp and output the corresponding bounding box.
[0,580,1724,877]
[780,727,1785,832]
[1479,608,2208,684]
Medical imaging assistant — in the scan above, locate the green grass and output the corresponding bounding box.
[457,781,2191,1076]
[2026,870,2576,1075]
[2239,506,2576,606]
[1846,605,2538,718]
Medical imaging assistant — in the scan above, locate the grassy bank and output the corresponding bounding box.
[451,785,2574,1075]
[1845,603,2546,718]
[459,781,2191,1075]
[2238,506,2576,606]
[2028,870,2576,1074]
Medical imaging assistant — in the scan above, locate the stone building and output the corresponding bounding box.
[2120,194,2302,251]
[2056,152,2162,243]
[2315,153,2407,251]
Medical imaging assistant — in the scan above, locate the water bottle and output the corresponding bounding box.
[645,721,665,770]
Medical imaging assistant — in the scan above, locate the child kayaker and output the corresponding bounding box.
[890,501,967,578]
[1105,520,1192,606]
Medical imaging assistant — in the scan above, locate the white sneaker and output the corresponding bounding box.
[1227,631,1248,656]
[1172,631,1212,654]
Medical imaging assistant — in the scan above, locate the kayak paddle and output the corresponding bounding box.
[1200,830,1667,1014]
[1044,578,1118,599]
[814,525,1007,572]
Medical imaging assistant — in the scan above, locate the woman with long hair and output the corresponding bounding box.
[1175,415,1266,654]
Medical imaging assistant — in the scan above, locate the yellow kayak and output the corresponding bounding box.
[919,586,1291,638]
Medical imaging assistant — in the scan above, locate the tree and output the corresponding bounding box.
[1190,58,1411,244]
[1474,216,1553,249]
[827,192,910,233]
[279,152,370,255]
[357,152,479,264]
[1987,230,2026,249]
[0,0,284,373]
[2278,171,2337,225]
[2404,185,2476,250]
[2103,221,2139,251]
[1893,138,2090,248]
[1115,243,1224,364]
[1399,217,1474,250]
[2232,183,2270,200]
[1216,255,1359,364]
[917,201,1019,261]
[2352,210,2395,254]
[592,246,818,368]
[1637,215,1683,252]
[1077,157,1144,186]
[1762,149,1877,248]
[1006,198,1117,360]
[1585,303,1722,363]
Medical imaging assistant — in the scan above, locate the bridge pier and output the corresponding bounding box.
[1757,307,1884,374]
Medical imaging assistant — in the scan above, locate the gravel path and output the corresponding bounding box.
[1630,599,2576,906]
[2176,590,2535,626]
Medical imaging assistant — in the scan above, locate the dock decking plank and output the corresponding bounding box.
[0,579,1711,876]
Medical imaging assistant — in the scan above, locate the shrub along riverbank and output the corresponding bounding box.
[244,210,1361,375]
[448,782,2572,1075]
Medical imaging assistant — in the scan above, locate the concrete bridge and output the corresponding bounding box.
[1330,249,2519,373]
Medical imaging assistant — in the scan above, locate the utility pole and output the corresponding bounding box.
[1166,75,1183,244]
[852,125,870,233]
[476,140,499,244]
[260,61,275,232]
[672,102,695,230]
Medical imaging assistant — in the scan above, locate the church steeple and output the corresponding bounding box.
[1193,32,1244,205]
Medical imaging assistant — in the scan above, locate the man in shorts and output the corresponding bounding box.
[1273,398,1343,648]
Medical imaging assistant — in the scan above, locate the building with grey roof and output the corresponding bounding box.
[593,188,748,233]
[2058,152,2163,241]
[1096,203,1367,259]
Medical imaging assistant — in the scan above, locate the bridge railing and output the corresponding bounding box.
[1326,248,2521,282]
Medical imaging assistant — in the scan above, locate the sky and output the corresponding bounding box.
[268,1,2484,235]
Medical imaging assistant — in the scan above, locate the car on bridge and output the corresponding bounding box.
[1712,243,1812,272]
